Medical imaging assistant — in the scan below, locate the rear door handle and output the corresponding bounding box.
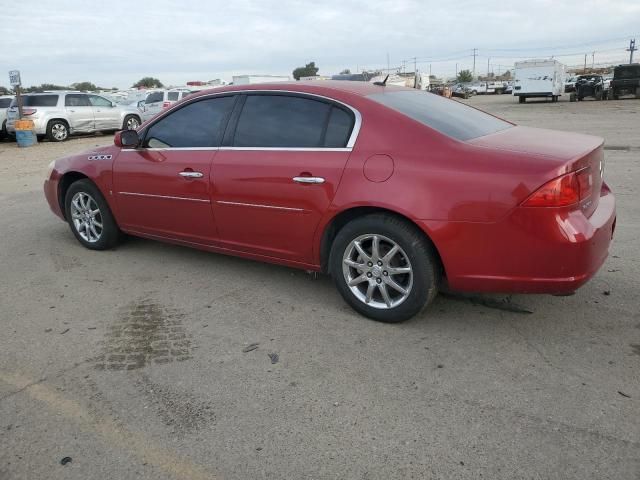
[293,176,325,184]
[179,171,203,178]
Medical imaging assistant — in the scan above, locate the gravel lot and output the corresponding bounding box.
[1,94,638,480]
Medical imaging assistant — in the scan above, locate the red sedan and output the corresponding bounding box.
[44,81,616,322]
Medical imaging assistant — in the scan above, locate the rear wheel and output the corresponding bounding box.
[123,115,140,130]
[518,96,525,104]
[64,179,121,250]
[46,120,69,142]
[329,214,439,323]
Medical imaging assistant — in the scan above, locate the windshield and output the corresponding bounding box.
[0,98,12,108]
[367,90,512,141]
[10,95,58,107]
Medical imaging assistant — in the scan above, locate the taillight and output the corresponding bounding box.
[522,168,592,207]
[22,108,37,116]
[162,101,171,108]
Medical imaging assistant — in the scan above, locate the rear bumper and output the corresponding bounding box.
[6,117,46,135]
[424,187,616,294]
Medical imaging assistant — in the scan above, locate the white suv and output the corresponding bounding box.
[6,92,142,141]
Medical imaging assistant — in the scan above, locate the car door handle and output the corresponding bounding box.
[179,171,203,178]
[293,176,325,184]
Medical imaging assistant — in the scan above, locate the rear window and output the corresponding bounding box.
[614,65,640,79]
[167,92,180,101]
[11,95,59,107]
[367,90,511,141]
[0,98,12,108]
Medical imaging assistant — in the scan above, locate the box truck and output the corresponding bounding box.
[513,59,565,103]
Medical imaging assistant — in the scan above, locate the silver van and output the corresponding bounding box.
[6,92,142,141]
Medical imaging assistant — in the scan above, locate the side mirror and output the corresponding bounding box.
[114,130,140,148]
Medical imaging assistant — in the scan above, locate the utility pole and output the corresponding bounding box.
[472,48,477,77]
[627,38,637,64]
[412,57,417,75]
[584,54,587,73]
[455,63,458,78]
[591,51,595,69]
[429,64,432,76]
[487,57,490,77]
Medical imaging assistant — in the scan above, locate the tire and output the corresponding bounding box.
[570,93,576,102]
[123,114,140,130]
[46,120,69,142]
[636,87,640,99]
[329,214,439,323]
[0,120,6,140]
[64,179,121,250]
[518,96,525,104]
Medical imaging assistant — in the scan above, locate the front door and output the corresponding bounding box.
[112,94,237,244]
[89,94,121,130]
[211,93,357,263]
[64,94,94,132]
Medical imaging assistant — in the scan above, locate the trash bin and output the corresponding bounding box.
[15,119,37,148]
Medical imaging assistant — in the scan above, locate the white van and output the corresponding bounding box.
[141,89,192,121]
[513,59,566,103]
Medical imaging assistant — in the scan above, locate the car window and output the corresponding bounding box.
[233,95,332,148]
[88,95,113,107]
[13,95,59,107]
[65,94,90,107]
[145,91,164,104]
[167,92,180,101]
[0,98,12,108]
[143,96,235,148]
[181,91,192,99]
[367,90,512,141]
[324,106,354,147]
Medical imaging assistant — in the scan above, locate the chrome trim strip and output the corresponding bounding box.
[140,89,363,149]
[118,192,210,203]
[120,147,219,152]
[219,147,351,152]
[216,200,304,212]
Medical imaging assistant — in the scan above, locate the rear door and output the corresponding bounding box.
[64,94,94,132]
[113,95,237,243]
[89,94,120,130]
[211,93,356,263]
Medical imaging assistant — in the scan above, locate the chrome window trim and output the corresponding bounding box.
[139,89,362,150]
[121,146,351,152]
[216,200,305,212]
[118,191,210,203]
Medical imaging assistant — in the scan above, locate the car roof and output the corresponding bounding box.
[187,80,390,100]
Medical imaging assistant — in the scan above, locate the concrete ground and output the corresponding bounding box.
[0,94,638,480]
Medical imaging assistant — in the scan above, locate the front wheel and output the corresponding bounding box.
[329,214,439,323]
[64,179,121,250]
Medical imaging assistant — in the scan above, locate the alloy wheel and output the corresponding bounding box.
[342,234,413,309]
[70,192,103,243]
[126,117,140,129]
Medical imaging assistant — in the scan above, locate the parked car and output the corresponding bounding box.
[6,92,142,142]
[451,84,471,99]
[0,95,14,139]
[570,74,607,101]
[141,89,192,121]
[502,82,513,94]
[43,82,616,322]
[609,63,640,99]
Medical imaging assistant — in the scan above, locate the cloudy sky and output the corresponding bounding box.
[1,0,639,88]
